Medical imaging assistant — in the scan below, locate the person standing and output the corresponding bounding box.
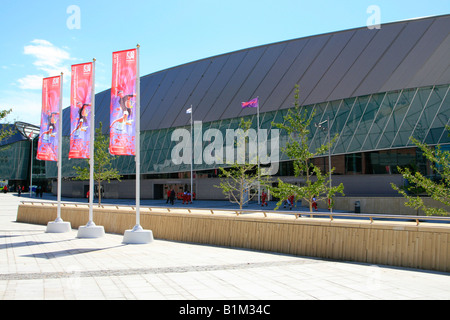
[183,190,187,204]
[312,196,318,211]
[261,190,267,207]
[166,188,171,204]
[169,188,175,205]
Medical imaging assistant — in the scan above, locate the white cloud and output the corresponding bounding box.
[17,74,44,90]
[0,90,42,125]
[17,39,74,89]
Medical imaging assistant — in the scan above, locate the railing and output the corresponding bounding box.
[20,200,450,226]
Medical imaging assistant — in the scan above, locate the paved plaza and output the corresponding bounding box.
[1,193,449,301]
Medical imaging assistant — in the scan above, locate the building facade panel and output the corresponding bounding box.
[300,30,356,106]
[332,23,404,100]
[39,15,449,202]
[381,17,450,92]
[355,19,434,97]
[309,29,376,104]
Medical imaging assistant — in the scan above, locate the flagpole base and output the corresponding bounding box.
[77,222,105,239]
[46,219,71,233]
[123,225,153,244]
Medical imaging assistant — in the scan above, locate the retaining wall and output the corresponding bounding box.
[16,203,450,273]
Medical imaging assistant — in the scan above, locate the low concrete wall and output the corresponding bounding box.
[17,203,450,273]
[322,197,449,216]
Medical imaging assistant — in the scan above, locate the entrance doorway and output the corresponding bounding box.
[154,184,164,199]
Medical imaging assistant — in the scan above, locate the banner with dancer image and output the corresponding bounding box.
[69,62,93,159]
[109,48,137,156]
[37,75,61,162]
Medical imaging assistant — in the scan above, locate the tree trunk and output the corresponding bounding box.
[97,181,102,207]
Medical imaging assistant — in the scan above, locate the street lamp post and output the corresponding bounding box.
[315,117,332,213]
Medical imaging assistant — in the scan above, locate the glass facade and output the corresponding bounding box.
[47,84,450,179]
[0,140,30,180]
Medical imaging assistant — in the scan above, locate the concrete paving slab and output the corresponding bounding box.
[1,193,449,302]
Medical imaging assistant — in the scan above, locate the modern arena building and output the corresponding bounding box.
[2,14,450,207]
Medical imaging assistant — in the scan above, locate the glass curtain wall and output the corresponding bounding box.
[47,84,450,178]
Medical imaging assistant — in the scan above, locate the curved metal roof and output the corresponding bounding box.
[63,14,450,135]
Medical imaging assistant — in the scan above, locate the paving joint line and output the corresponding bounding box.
[0,259,323,281]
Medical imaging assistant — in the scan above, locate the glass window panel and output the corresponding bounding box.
[437,90,450,144]
[345,95,371,153]
[410,86,443,144]
[356,93,385,152]
[345,153,362,174]
[362,91,400,151]
[269,110,285,130]
[260,110,275,130]
[379,88,416,149]
[309,99,342,156]
[332,97,356,154]
[424,85,450,145]
[309,102,329,154]
[393,86,432,147]
[140,131,152,153]
[439,120,450,144]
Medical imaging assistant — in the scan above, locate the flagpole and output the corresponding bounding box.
[257,97,260,205]
[77,59,105,238]
[57,72,63,221]
[88,59,96,225]
[46,73,71,233]
[135,44,141,230]
[123,45,153,244]
[30,137,33,197]
[190,104,193,203]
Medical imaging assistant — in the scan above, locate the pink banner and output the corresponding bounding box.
[241,97,259,109]
[69,62,93,159]
[109,48,137,156]
[37,76,61,162]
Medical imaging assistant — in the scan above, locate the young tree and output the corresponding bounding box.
[391,127,450,216]
[73,122,122,206]
[216,118,271,209]
[0,108,14,142]
[270,85,344,212]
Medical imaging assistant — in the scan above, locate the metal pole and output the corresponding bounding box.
[30,138,33,197]
[328,116,332,213]
[57,72,63,222]
[135,44,141,230]
[190,104,193,203]
[88,59,96,226]
[257,98,260,205]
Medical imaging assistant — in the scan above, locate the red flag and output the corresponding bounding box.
[69,62,93,159]
[109,48,137,156]
[37,76,61,162]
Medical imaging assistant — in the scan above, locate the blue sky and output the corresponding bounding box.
[0,0,449,125]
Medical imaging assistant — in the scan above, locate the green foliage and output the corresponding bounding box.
[392,127,450,216]
[73,122,121,206]
[270,85,344,212]
[0,109,14,143]
[217,164,270,210]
